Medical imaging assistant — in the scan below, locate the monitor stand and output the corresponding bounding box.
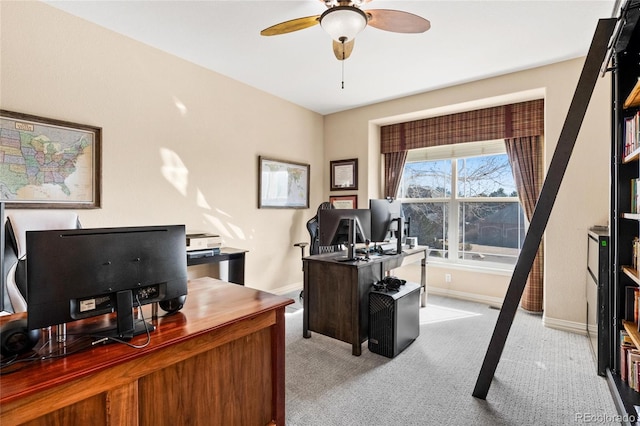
[395,217,404,255]
[382,217,405,256]
[83,291,156,341]
[111,290,156,339]
[87,318,155,342]
[337,218,362,262]
[111,319,154,340]
[39,315,154,358]
[346,218,356,260]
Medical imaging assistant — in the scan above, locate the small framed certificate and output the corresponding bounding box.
[330,158,358,191]
[329,195,357,209]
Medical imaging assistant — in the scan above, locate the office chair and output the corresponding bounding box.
[295,201,342,256]
[294,202,340,300]
[311,201,342,255]
[2,211,81,313]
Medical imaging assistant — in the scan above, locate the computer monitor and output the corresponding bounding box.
[26,225,188,339]
[369,199,403,242]
[318,209,371,260]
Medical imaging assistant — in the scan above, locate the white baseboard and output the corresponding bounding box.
[269,282,303,296]
[427,287,503,309]
[542,315,587,335]
[270,282,588,335]
[429,288,587,335]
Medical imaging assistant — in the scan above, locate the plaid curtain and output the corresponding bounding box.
[384,151,408,198]
[505,135,545,312]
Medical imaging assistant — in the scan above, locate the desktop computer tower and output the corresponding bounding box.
[368,282,420,358]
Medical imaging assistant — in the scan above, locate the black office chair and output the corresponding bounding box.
[311,202,345,255]
[294,202,341,300]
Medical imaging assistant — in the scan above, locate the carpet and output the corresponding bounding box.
[284,294,619,425]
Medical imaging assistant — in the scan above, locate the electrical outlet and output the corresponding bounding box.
[445,273,452,283]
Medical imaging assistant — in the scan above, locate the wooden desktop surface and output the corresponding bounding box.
[0,277,293,425]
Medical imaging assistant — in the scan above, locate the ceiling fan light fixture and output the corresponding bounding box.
[320,6,367,42]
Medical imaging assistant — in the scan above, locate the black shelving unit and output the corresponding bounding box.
[607,1,640,424]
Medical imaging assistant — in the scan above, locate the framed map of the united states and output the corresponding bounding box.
[0,110,101,208]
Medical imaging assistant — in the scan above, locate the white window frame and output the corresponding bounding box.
[398,140,523,272]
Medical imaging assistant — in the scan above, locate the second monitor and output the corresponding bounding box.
[318,208,371,261]
[369,198,404,255]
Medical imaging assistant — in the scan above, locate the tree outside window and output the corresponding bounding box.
[399,152,524,268]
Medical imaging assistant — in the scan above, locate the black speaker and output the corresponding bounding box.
[0,318,40,356]
[159,295,187,314]
[368,282,420,358]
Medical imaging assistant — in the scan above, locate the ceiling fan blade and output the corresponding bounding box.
[260,15,320,36]
[366,9,431,33]
[333,39,355,61]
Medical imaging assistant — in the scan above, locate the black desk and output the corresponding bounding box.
[302,246,427,355]
[187,247,247,285]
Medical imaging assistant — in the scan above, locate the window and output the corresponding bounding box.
[398,140,524,268]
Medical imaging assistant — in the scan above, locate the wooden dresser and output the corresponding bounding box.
[0,277,293,425]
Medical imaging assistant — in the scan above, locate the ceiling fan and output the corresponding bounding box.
[260,0,431,61]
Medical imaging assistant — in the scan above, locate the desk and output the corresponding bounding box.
[187,247,247,285]
[0,277,292,426]
[302,246,427,356]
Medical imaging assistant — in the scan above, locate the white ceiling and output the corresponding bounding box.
[44,0,617,115]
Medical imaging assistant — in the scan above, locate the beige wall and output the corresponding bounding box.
[2,1,611,331]
[324,59,611,332]
[1,1,323,294]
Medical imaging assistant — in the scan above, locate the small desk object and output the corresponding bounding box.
[0,277,292,426]
[186,247,247,285]
[302,246,427,356]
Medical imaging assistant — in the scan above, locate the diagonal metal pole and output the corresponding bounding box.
[473,18,616,400]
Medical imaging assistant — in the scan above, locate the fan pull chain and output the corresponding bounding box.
[341,38,346,89]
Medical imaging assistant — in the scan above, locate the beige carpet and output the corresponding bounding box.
[284,294,619,425]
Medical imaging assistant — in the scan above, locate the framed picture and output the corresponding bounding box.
[330,158,358,191]
[259,156,310,209]
[0,110,102,209]
[330,195,357,209]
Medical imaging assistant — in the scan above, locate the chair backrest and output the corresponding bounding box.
[307,202,341,255]
[3,211,81,313]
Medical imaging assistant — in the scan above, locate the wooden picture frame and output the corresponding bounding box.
[258,156,310,209]
[0,110,102,209]
[330,158,358,191]
[330,195,357,209]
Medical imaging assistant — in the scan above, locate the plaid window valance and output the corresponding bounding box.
[380,99,544,153]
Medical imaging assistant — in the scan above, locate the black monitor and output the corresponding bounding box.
[26,225,188,339]
[318,209,371,260]
[369,199,403,242]
[369,199,404,254]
